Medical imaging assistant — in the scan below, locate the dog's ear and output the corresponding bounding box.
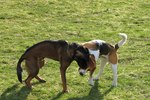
[82,42,98,50]
[75,46,89,58]
[68,43,79,58]
[75,50,84,58]
[70,43,79,49]
[87,55,96,71]
[85,48,89,54]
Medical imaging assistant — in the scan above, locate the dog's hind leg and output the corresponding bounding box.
[93,57,108,80]
[35,76,46,83]
[25,58,39,88]
[109,52,118,86]
[37,58,45,68]
[111,64,117,87]
[35,58,46,83]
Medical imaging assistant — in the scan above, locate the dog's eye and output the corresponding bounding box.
[85,48,89,53]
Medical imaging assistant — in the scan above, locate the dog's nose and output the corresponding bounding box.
[79,72,84,76]
[79,69,86,76]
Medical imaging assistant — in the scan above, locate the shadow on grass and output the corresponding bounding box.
[67,81,114,100]
[51,92,64,100]
[0,84,31,100]
[0,81,47,100]
[0,81,113,100]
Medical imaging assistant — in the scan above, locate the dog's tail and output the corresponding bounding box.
[17,55,25,83]
[115,33,127,50]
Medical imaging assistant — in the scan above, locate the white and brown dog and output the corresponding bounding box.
[81,33,127,86]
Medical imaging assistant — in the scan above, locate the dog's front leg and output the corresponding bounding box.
[89,68,96,86]
[87,55,96,86]
[60,62,70,93]
[111,64,118,87]
[94,57,107,80]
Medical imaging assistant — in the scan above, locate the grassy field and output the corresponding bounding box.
[0,0,150,100]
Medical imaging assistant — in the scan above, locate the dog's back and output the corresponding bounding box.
[22,40,68,59]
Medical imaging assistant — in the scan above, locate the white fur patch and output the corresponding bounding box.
[88,49,100,61]
[88,40,106,61]
[91,40,106,45]
[111,64,118,86]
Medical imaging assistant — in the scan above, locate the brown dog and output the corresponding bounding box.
[17,40,91,92]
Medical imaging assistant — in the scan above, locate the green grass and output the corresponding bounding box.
[0,0,150,100]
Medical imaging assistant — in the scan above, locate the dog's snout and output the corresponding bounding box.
[79,69,86,76]
[79,72,84,76]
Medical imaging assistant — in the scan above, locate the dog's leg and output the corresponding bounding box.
[94,57,108,80]
[35,58,46,83]
[25,75,35,88]
[37,58,45,68]
[88,55,96,86]
[89,68,96,86]
[111,64,117,87]
[60,61,71,93]
[25,58,39,88]
[108,51,118,86]
[35,76,46,83]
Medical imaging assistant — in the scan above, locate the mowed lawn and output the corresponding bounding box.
[0,0,149,100]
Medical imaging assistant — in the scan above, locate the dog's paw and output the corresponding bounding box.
[112,82,117,87]
[62,90,69,93]
[23,81,33,89]
[39,80,46,83]
[88,79,94,86]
